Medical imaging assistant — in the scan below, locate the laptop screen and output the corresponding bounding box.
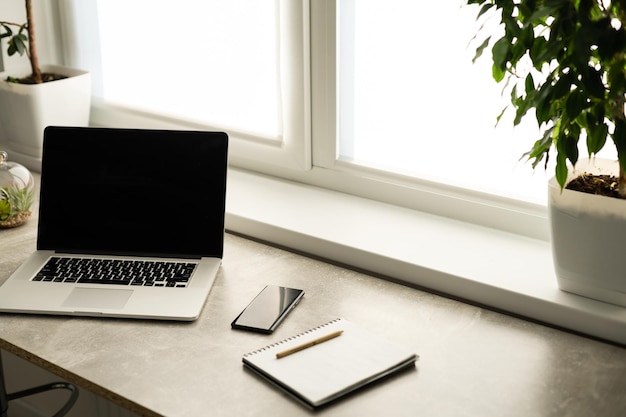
[37,127,228,259]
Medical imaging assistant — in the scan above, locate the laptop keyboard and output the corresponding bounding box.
[32,257,197,288]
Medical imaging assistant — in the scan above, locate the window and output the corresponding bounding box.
[61,0,310,171]
[58,0,605,236]
[336,0,547,204]
[96,0,280,139]
[333,0,617,207]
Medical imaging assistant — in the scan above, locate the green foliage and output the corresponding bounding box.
[0,22,29,57]
[0,196,10,221]
[468,0,626,189]
[0,184,34,220]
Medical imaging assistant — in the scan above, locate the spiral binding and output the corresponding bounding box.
[243,318,342,357]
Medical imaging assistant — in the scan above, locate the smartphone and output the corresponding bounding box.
[231,285,304,334]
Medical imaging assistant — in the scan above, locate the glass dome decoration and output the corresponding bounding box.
[0,151,35,228]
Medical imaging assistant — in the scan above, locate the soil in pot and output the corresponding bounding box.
[566,173,624,199]
[6,72,67,84]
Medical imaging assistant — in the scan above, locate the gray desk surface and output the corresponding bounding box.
[1,175,626,417]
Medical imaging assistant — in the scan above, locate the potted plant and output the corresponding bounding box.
[0,150,34,228]
[0,0,90,172]
[467,0,626,306]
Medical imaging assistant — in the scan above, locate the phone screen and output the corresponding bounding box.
[231,285,304,333]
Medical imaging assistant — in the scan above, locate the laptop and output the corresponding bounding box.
[0,126,228,321]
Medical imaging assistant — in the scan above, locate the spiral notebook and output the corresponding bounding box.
[242,318,418,408]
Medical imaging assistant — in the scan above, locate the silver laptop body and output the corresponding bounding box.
[0,127,228,321]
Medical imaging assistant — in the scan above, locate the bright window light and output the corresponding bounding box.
[338,0,617,205]
[96,0,280,138]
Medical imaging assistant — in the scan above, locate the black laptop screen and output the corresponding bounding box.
[37,127,228,259]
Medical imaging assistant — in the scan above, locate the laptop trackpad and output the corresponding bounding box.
[63,288,133,310]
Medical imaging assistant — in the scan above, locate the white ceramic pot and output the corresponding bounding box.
[549,158,626,306]
[0,65,91,172]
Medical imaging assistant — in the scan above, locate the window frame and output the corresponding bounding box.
[308,0,548,240]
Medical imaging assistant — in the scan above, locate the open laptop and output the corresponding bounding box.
[0,126,228,321]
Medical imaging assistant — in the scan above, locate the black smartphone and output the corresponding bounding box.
[231,285,304,334]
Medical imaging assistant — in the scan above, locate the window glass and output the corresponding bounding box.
[338,0,617,205]
[95,0,279,138]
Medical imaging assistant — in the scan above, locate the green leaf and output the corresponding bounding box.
[596,20,625,60]
[576,112,589,130]
[495,106,508,127]
[525,5,560,25]
[510,36,528,65]
[503,15,523,39]
[535,102,550,126]
[492,63,505,83]
[565,91,586,120]
[533,36,565,67]
[477,3,494,18]
[591,102,605,125]
[524,73,534,95]
[582,67,605,99]
[555,151,569,189]
[525,126,555,167]
[552,72,573,100]
[535,81,556,125]
[0,199,10,221]
[7,33,27,57]
[613,119,626,173]
[563,134,579,166]
[0,24,12,40]
[514,95,532,126]
[529,36,547,69]
[472,37,491,64]
[608,60,626,96]
[587,123,608,155]
[491,37,510,81]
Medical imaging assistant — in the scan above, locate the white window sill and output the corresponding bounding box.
[226,167,626,346]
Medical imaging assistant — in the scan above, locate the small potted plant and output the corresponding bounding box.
[467,0,626,305]
[0,0,90,172]
[0,150,34,228]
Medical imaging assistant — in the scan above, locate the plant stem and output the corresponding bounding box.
[612,48,626,197]
[24,0,41,84]
[0,21,23,28]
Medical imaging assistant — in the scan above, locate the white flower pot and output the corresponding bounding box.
[549,158,626,306]
[0,65,91,172]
